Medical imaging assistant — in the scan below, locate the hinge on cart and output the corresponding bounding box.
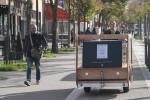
[100,71,104,86]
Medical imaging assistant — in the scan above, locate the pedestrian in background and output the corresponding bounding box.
[23,24,48,86]
[85,27,91,34]
[104,21,120,34]
[71,28,74,44]
[101,29,105,34]
[92,28,96,35]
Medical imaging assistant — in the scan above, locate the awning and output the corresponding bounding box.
[46,4,69,21]
[70,17,87,22]
[46,4,87,22]
[80,19,88,22]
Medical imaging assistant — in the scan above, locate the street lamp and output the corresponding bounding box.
[60,1,64,48]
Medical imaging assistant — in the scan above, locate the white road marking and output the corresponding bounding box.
[65,88,84,100]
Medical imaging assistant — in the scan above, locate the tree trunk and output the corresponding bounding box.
[5,0,11,64]
[67,0,71,48]
[43,0,46,34]
[36,0,39,31]
[98,13,101,27]
[84,15,86,33]
[138,21,140,35]
[102,15,105,30]
[144,15,148,66]
[94,17,95,27]
[73,1,75,47]
[140,17,142,40]
[26,0,32,35]
[148,11,150,70]
[51,0,58,53]
[87,16,88,30]
[78,0,81,36]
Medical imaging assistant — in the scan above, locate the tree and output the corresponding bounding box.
[5,0,11,64]
[49,0,59,53]
[42,0,46,35]
[70,0,77,46]
[105,1,127,19]
[95,1,127,29]
[62,0,71,47]
[122,0,146,23]
[72,0,97,32]
[16,32,23,52]
[67,0,71,48]
[26,0,32,35]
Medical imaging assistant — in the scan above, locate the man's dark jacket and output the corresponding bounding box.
[104,29,120,34]
[23,32,48,57]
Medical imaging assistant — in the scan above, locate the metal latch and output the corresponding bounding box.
[100,71,104,87]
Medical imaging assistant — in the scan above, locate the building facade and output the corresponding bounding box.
[0,0,43,59]
[0,0,43,40]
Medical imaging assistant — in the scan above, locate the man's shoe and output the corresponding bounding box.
[24,81,30,86]
[36,80,40,85]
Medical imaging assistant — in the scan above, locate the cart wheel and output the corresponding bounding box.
[84,87,91,93]
[123,87,129,92]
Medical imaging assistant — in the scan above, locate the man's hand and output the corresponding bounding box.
[24,55,27,59]
[24,54,27,61]
[40,50,44,55]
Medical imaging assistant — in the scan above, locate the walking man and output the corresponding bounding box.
[23,24,48,86]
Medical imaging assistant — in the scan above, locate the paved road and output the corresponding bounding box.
[0,39,150,100]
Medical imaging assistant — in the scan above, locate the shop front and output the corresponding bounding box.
[46,4,69,41]
[0,5,8,37]
[0,0,26,60]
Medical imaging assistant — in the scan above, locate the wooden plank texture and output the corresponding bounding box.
[78,68,128,80]
[78,34,128,41]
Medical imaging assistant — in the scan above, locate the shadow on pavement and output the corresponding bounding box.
[0,85,26,89]
[61,73,76,81]
[41,58,75,63]
[78,89,119,100]
[0,77,8,81]
[42,69,75,76]
[128,97,150,100]
[0,88,73,100]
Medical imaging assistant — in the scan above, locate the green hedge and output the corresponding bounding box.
[43,53,60,57]
[0,63,35,71]
[135,35,140,40]
[47,48,75,52]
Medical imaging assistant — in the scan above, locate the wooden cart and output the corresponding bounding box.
[75,34,133,93]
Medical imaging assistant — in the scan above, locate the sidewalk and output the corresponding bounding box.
[0,44,76,100]
[133,39,150,94]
